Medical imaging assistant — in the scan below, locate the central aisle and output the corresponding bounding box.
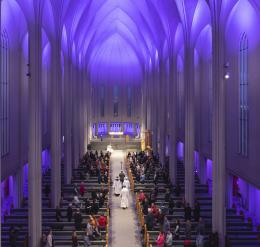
[109,150,141,247]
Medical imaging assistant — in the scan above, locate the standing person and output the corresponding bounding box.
[120,185,129,209]
[119,170,125,185]
[74,209,83,231]
[83,229,91,247]
[184,203,192,221]
[79,182,85,197]
[194,200,201,222]
[165,230,173,247]
[56,206,62,222]
[67,203,73,222]
[113,176,121,196]
[174,182,181,197]
[123,177,130,190]
[47,229,53,247]
[156,231,165,247]
[72,230,79,247]
[146,208,154,230]
[185,220,192,240]
[174,219,180,239]
[163,216,170,234]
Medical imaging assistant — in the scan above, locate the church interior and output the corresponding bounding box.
[1,0,260,246]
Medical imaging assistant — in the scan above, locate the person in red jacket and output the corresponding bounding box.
[156,231,165,247]
[98,214,107,230]
[79,182,85,197]
[139,190,146,202]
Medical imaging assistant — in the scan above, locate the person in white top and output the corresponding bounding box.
[123,177,130,190]
[47,229,53,247]
[120,185,129,209]
[113,176,121,196]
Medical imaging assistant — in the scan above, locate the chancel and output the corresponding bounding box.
[1,0,260,247]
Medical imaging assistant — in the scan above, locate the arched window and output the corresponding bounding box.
[127,85,131,117]
[239,33,248,156]
[1,31,9,156]
[113,84,119,117]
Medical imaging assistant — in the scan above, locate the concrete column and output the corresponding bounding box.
[13,168,24,208]
[0,1,2,244]
[199,154,207,184]
[72,64,79,168]
[50,39,62,207]
[211,20,226,246]
[152,66,159,153]
[169,57,177,185]
[159,59,166,165]
[83,72,89,153]
[184,45,195,207]
[64,55,72,184]
[28,19,43,247]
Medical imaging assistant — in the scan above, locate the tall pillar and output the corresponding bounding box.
[152,65,159,153]
[211,14,226,246]
[159,59,166,165]
[79,69,85,157]
[83,71,89,153]
[169,57,177,185]
[28,19,43,247]
[13,167,24,208]
[184,45,195,207]
[64,54,72,184]
[199,154,207,184]
[50,39,62,207]
[72,64,79,168]
[0,1,2,244]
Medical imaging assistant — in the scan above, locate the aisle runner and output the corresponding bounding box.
[109,150,141,247]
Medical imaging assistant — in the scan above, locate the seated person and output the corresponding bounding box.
[91,199,99,214]
[98,214,107,230]
[73,195,80,207]
[151,203,159,218]
[140,173,145,183]
[90,215,101,238]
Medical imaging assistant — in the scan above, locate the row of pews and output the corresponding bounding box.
[1,151,110,247]
[127,151,260,247]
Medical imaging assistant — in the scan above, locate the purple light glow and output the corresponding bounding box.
[23,163,28,198]
[98,123,108,136]
[206,159,212,181]
[1,176,14,221]
[194,151,199,173]
[177,141,184,161]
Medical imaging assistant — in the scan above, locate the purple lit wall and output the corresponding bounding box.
[124,123,134,136]
[236,177,260,224]
[23,164,28,198]
[194,151,199,173]
[177,141,184,161]
[136,123,140,137]
[206,159,212,181]
[1,176,14,221]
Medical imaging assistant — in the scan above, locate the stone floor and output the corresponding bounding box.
[109,150,141,247]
